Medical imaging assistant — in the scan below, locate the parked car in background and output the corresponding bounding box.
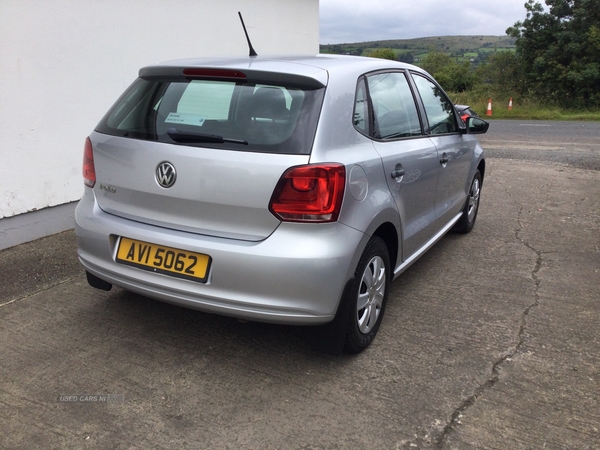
[75,55,489,354]
[454,104,479,123]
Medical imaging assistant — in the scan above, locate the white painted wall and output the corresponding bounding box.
[0,0,319,219]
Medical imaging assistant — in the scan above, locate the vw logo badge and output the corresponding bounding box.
[156,162,177,188]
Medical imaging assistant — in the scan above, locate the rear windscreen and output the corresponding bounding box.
[95,77,325,154]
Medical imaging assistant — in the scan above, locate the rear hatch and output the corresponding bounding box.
[91,62,327,241]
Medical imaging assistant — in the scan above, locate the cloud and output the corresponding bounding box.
[320,0,529,44]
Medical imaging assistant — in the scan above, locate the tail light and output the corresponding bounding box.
[83,137,96,188]
[269,164,346,222]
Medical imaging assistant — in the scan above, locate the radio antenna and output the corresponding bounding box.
[238,12,258,58]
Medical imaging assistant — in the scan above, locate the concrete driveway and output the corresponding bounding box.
[1,147,599,448]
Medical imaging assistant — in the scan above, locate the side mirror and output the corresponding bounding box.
[466,117,489,134]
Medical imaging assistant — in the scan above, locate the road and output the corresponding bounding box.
[1,121,599,449]
[479,119,600,170]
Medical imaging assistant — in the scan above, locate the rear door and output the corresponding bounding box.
[364,71,441,259]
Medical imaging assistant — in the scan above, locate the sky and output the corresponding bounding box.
[319,0,532,44]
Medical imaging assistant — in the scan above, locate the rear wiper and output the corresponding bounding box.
[167,128,248,145]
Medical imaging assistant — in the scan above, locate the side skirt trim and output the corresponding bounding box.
[392,212,462,280]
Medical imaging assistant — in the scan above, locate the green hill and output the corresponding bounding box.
[320,35,516,65]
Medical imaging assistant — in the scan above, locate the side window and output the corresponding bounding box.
[412,74,458,135]
[353,78,369,134]
[366,72,422,139]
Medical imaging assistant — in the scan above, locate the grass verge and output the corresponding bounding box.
[449,94,600,121]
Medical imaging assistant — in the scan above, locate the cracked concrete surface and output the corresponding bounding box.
[0,158,598,449]
[439,160,600,449]
[435,183,547,448]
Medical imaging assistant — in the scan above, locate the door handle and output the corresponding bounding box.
[391,163,405,179]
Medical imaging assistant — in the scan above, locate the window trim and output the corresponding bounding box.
[353,69,431,142]
[408,71,461,136]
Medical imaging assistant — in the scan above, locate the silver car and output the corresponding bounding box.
[75,55,488,354]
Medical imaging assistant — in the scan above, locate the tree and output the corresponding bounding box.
[398,52,414,64]
[420,51,475,92]
[420,50,453,76]
[476,51,524,96]
[507,0,600,107]
[367,48,397,61]
[435,61,476,92]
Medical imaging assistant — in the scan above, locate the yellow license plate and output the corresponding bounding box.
[116,237,211,283]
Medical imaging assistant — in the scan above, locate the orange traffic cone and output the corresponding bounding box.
[486,99,493,116]
[508,97,513,111]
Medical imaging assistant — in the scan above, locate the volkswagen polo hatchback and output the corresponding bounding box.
[75,55,488,353]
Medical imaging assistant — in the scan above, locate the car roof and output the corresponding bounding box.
[140,54,429,87]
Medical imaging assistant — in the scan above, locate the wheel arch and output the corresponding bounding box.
[372,222,399,272]
[478,158,486,183]
[359,205,402,274]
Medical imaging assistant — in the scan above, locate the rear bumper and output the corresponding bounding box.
[74,190,368,325]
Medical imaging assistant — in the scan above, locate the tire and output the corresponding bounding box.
[344,236,390,354]
[453,170,482,234]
